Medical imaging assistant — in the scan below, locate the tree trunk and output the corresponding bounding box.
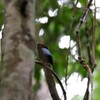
[0,0,36,100]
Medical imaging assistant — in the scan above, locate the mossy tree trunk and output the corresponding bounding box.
[0,0,36,100]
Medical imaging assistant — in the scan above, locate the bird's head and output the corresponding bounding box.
[37,43,48,49]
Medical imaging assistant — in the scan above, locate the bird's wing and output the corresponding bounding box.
[42,48,52,56]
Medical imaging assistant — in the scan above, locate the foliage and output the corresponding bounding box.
[34,0,100,99]
[35,0,97,77]
[0,0,100,99]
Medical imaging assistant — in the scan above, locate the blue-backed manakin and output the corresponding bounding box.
[37,43,53,65]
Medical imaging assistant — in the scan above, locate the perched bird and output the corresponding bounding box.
[37,43,53,65]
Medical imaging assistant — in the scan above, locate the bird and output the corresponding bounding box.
[37,43,53,66]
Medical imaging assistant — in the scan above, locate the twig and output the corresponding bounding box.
[68,0,79,33]
[92,0,96,69]
[76,0,93,41]
[65,0,79,95]
[36,61,66,100]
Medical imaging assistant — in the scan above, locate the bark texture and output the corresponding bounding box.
[0,0,35,100]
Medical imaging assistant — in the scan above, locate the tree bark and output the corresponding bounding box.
[0,0,36,100]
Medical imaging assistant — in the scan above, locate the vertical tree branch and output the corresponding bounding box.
[83,24,91,100]
[83,1,97,100]
[76,0,94,100]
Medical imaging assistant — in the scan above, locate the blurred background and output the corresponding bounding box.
[0,0,100,100]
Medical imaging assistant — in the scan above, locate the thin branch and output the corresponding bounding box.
[65,0,79,94]
[85,24,93,66]
[83,23,92,100]
[36,61,66,100]
[83,76,89,100]
[68,0,79,33]
[76,0,93,37]
[92,0,97,69]
[65,49,69,86]
[75,0,94,100]
[78,57,93,100]
[83,1,97,100]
